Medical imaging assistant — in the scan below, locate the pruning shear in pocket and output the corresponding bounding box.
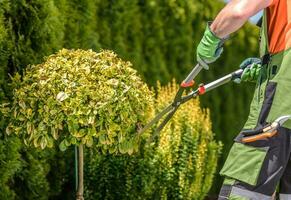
[241,115,291,143]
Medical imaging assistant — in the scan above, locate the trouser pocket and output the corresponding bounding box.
[220,142,268,186]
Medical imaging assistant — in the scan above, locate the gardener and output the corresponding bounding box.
[196,0,291,199]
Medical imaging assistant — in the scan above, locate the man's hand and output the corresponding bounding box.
[234,58,262,83]
[196,23,226,68]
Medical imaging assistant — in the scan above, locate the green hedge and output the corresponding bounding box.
[0,135,21,199]
[0,133,69,199]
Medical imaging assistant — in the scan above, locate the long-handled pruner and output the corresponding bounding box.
[241,115,291,143]
[138,64,244,136]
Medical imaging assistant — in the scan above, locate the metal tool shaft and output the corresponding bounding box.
[183,64,203,84]
[204,69,243,93]
[204,74,232,92]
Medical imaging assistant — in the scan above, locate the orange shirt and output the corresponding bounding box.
[267,0,291,53]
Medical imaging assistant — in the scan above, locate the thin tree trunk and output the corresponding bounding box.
[76,144,84,200]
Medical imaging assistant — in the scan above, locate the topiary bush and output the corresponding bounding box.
[3,49,154,154]
[84,80,222,200]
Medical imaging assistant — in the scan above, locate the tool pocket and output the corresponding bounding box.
[220,142,268,186]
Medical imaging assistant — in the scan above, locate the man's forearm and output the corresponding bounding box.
[210,0,272,38]
[210,2,249,39]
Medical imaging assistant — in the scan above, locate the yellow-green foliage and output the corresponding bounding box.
[152,81,222,199]
[84,80,222,200]
[3,49,154,154]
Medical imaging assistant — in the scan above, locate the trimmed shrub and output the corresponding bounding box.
[3,49,154,154]
[84,80,222,200]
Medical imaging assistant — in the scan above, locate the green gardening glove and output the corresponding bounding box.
[234,58,262,83]
[196,22,227,68]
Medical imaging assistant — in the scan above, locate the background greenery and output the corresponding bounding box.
[0,0,259,198]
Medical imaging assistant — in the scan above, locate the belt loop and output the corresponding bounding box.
[271,65,278,75]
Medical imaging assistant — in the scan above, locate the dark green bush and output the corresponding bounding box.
[0,134,21,199]
[0,133,68,200]
[11,148,64,200]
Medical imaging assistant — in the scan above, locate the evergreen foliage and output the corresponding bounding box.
[61,0,100,50]
[84,81,222,200]
[0,132,68,199]
[0,2,70,198]
[0,2,12,101]
[11,148,62,200]
[0,134,21,199]
[3,0,63,72]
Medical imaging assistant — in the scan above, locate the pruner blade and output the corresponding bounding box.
[274,115,291,126]
[137,104,174,135]
[138,63,205,136]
